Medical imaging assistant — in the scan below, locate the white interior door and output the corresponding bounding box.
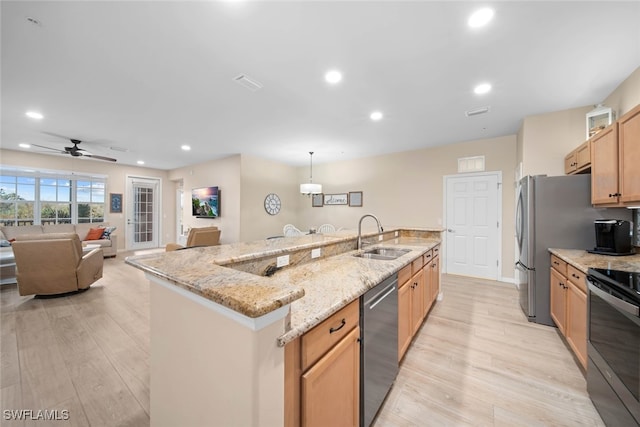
[445,172,501,280]
[126,176,161,250]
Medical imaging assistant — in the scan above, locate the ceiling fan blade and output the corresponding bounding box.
[32,143,67,154]
[42,131,75,141]
[83,154,117,162]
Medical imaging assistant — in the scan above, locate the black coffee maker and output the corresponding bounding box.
[588,219,634,256]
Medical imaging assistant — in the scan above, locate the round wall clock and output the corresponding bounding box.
[264,193,281,215]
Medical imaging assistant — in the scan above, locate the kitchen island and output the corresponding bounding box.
[126,227,442,427]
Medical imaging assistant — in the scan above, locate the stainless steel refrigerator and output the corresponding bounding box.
[515,174,630,326]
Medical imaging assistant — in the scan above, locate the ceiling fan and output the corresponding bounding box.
[33,138,117,162]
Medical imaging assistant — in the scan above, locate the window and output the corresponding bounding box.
[77,180,105,223]
[40,178,72,224]
[0,170,106,226]
[0,175,36,226]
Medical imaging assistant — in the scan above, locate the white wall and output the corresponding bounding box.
[239,155,300,241]
[298,135,518,279]
[168,155,241,244]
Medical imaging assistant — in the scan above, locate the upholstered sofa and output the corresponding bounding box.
[0,222,118,257]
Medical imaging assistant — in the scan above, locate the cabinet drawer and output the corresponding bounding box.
[412,255,424,274]
[432,245,440,258]
[422,250,433,265]
[550,255,567,276]
[398,264,412,287]
[302,299,359,371]
[567,264,586,293]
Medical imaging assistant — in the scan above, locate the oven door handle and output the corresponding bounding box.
[589,281,640,317]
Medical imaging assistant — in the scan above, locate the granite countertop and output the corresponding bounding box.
[548,248,640,273]
[126,227,442,345]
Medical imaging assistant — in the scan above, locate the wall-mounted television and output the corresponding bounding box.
[192,186,220,218]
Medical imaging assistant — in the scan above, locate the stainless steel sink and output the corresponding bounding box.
[353,247,410,260]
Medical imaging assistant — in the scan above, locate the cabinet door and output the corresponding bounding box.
[566,281,587,370]
[550,268,566,334]
[591,125,620,205]
[564,151,577,174]
[618,104,640,204]
[302,326,360,427]
[430,256,440,303]
[422,263,432,318]
[398,281,411,362]
[576,140,591,169]
[410,271,424,336]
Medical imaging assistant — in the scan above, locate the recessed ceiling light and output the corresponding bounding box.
[325,70,343,84]
[468,8,494,28]
[181,145,191,151]
[19,143,31,148]
[474,83,492,95]
[137,160,145,165]
[370,111,384,121]
[25,111,43,119]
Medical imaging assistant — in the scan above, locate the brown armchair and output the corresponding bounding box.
[166,226,221,251]
[12,233,104,296]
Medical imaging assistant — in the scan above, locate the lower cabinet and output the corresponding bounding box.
[565,267,587,369]
[398,245,440,362]
[301,326,360,427]
[285,299,360,427]
[549,254,587,370]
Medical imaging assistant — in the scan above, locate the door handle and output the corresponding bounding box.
[447,229,455,233]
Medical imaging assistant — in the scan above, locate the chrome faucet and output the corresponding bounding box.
[357,214,384,250]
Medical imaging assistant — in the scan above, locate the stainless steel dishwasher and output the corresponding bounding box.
[361,273,399,427]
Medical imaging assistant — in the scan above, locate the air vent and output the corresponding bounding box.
[110,146,129,152]
[233,74,263,92]
[465,106,490,117]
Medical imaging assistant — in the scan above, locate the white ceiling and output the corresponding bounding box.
[2,1,639,169]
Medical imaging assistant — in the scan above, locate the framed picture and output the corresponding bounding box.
[312,193,324,207]
[110,193,123,213]
[324,193,348,205]
[349,191,363,207]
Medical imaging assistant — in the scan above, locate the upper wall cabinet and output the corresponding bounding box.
[591,104,640,206]
[564,140,591,175]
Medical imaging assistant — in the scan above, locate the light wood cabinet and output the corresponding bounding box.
[564,140,591,175]
[398,275,412,361]
[549,254,587,370]
[285,300,360,427]
[301,326,360,427]
[549,256,567,335]
[430,247,440,303]
[618,104,640,204]
[591,124,620,204]
[591,104,640,206]
[410,270,424,336]
[398,245,441,362]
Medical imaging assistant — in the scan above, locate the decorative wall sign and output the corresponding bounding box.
[324,193,348,205]
[312,193,323,207]
[110,193,123,213]
[348,191,363,207]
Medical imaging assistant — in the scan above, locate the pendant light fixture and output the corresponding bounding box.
[300,151,322,195]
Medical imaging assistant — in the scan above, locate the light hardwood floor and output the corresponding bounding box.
[1,256,604,426]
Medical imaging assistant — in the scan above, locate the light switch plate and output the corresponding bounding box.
[394,231,399,237]
[277,255,290,267]
[311,248,321,259]
[378,235,383,241]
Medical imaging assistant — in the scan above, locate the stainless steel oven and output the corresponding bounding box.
[587,268,640,426]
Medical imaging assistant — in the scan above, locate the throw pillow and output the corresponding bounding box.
[85,227,105,241]
[101,226,117,240]
[0,239,10,247]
